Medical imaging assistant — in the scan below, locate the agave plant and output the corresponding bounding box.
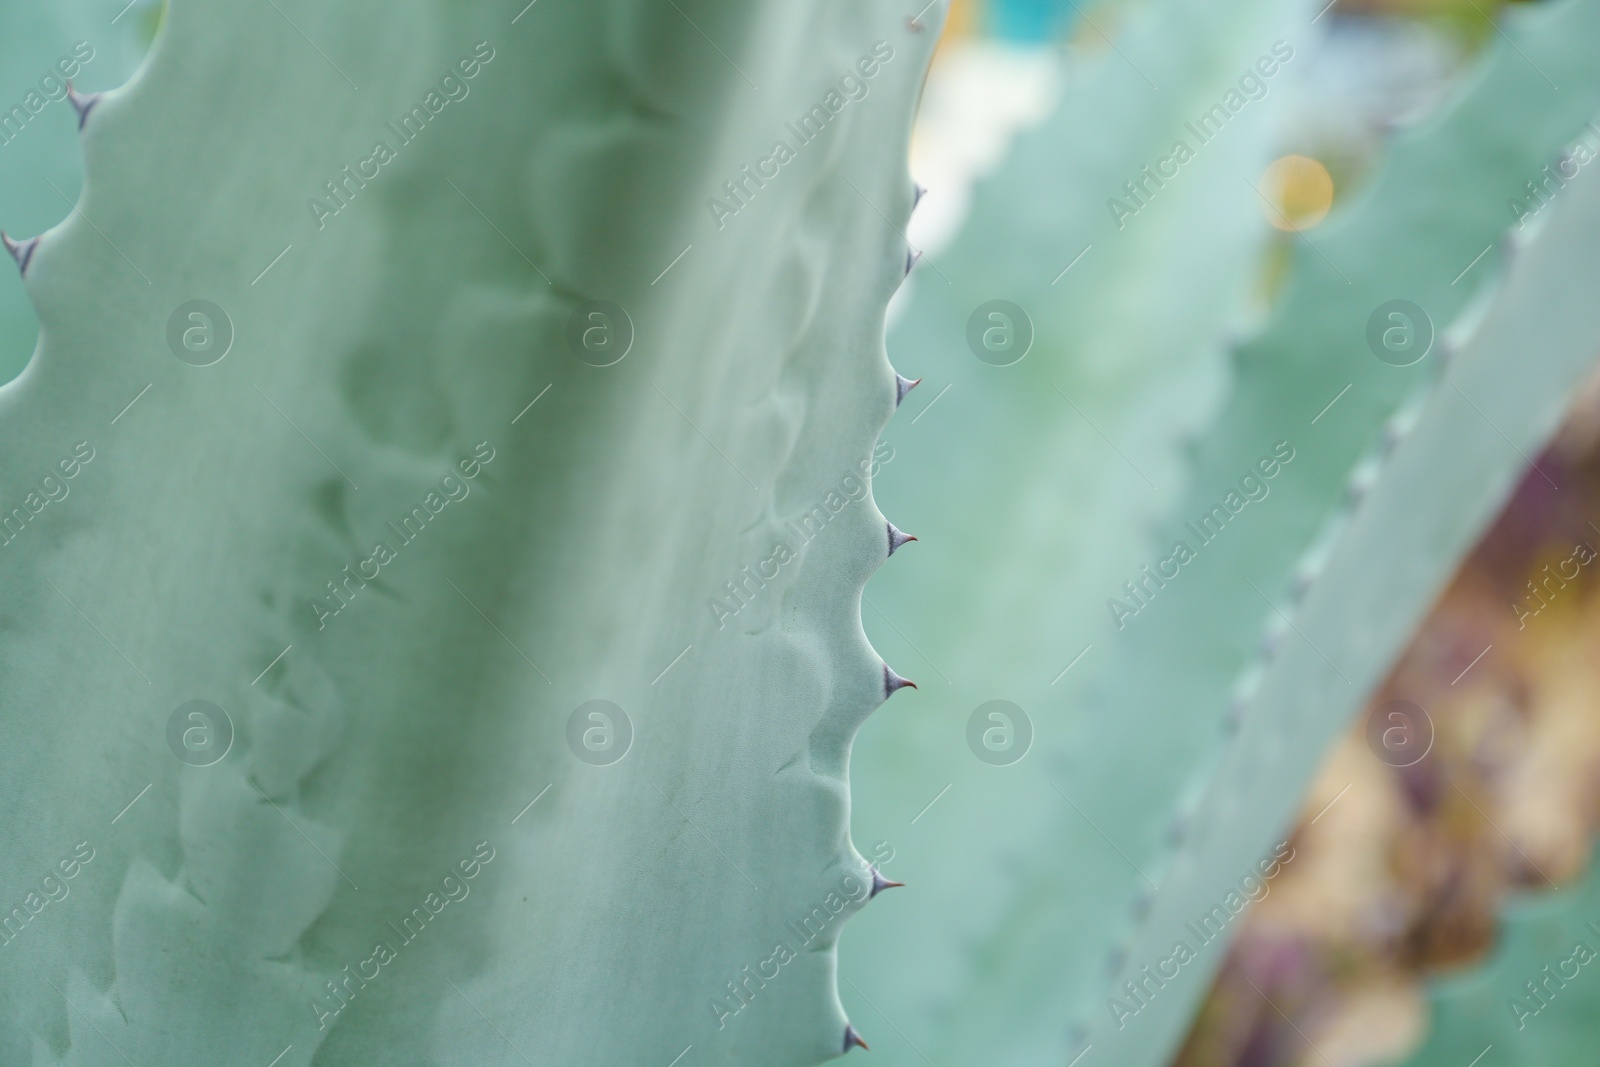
[4,0,1600,1065]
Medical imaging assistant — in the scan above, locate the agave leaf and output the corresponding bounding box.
[845,0,1312,1057]
[847,1,1600,1064]
[0,0,154,382]
[0,1,937,1063]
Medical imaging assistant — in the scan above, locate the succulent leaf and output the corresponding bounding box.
[847,1,1600,1065]
[0,1,938,1063]
[0,1,152,379]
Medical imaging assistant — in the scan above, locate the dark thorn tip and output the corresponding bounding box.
[887,522,917,556]
[903,248,922,278]
[894,373,921,406]
[2,232,38,276]
[913,183,927,209]
[869,867,905,898]
[844,1025,870,1052]
[65,82,100,129]
[883,664,917,698]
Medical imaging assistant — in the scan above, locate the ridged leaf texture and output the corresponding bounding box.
[0,1,938,1063]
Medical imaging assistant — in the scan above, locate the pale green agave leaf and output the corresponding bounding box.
[0,0,155,382]
[1395,857,1600,1066]
[0,1,939,1064]
[847,1,1600,1065]
[847,0,1313,1055]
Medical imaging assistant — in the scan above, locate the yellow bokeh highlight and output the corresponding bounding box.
[945,0,977,38]
[1262,154,1335,231]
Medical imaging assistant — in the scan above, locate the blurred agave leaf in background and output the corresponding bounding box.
[1176,372,1600,1067]
[858,0,1600,1064]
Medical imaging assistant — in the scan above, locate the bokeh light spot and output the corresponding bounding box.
[1262,154,1335,231]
